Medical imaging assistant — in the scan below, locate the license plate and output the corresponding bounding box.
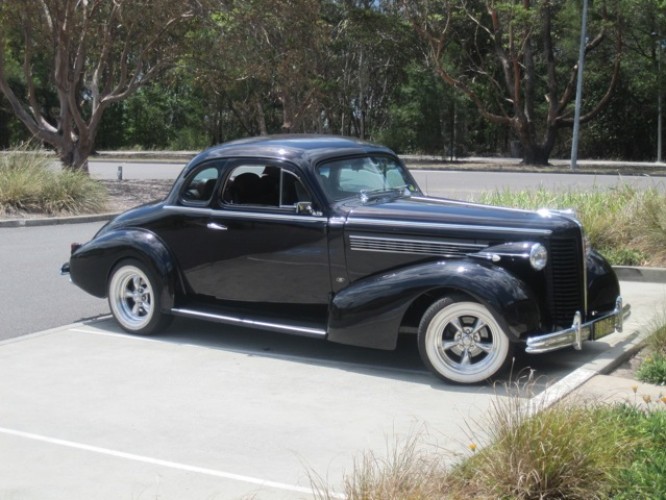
[593,316,616,340]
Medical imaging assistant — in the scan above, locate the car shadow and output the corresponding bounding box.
[81,316,575,397]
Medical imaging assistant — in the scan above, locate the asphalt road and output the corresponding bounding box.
[0,222,108,341]
[411,169,666,199]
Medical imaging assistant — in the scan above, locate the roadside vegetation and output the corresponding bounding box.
[315,387,666,499]
[315,311,666,499]
[0,147,107,216]
[479,186,666,267]
[637,322,666,386]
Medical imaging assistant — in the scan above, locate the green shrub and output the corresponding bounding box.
[636,354,666,385]
[611,405,666,499]
[0,146,107,215]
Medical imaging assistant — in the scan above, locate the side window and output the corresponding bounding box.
[181,166,219,204]
[221,164,313,210]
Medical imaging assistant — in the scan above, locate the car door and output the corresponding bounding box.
[162,160,331,305]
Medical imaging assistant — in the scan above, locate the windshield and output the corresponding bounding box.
[316,156,420,202]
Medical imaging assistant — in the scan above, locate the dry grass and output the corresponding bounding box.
[479,185,666,267]
[312,382,642,500]
[0,146,107,215]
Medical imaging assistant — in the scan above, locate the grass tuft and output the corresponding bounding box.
[335,433,451,500]
[0,145,107,215]
[636,353,666,385]
[454,401,635,499]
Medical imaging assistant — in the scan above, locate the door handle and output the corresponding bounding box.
[207,222,228,231]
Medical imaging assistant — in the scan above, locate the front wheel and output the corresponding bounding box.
[107,259,171,335]
[418,297,513,384]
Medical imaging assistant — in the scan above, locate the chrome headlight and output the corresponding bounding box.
[529,243,548,271]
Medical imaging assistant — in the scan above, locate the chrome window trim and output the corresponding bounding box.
[347,218,552,236]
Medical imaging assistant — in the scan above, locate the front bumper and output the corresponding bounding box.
[60,262,70,276]
[525,296,630,354]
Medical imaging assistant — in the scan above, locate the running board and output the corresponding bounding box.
[171,307,327,338]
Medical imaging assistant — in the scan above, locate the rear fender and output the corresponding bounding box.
[69,228,177,311]
[328,259,540,350]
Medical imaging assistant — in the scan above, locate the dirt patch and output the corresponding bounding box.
[99,179,173,213]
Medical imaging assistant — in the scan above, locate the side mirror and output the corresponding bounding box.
[296,201,314,215]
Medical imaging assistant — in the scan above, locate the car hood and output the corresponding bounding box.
[341,195,580,240]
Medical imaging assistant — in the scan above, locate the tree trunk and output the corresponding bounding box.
[520,141,552,166]
[58,135,93,173]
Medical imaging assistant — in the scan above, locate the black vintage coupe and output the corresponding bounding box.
[62,135,628,384]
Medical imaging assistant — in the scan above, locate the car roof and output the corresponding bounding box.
[185,135,396,171]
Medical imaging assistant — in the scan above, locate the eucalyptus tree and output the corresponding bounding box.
[322,0,421,139]
[401,0,624,165]
[189,0,327,136]
[0,0,201,170]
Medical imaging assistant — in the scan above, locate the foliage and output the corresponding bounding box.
[0,146,106,214]
[0,0,200,170]
[402,0,624,165]
[646,323,666,357]
[453,402,635,499]
[314,390,666,500]
[611,404,666,499]
[97,79,210,151]
[636,354,666,385]
[318,432,450,499]
[478,185,666,267]
[0,0,665,160]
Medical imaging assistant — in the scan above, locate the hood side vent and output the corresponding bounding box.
[349,235,486,257]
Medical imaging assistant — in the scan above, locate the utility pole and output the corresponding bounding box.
[570,0,589,171]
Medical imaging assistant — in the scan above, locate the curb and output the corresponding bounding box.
[0,212,121,228]
[528,323,648,412]
[613,266,666,283]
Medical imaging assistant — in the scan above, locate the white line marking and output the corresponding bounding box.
[0,426,344,498]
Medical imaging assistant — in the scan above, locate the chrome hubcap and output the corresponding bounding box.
[110,266,154,330]
[425,302,506,380]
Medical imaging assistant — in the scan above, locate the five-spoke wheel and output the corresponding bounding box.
[418,297,512,384]
[108,260,171,335]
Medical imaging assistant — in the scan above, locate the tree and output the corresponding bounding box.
[322,1,421,139]
[0,0,200,171]
[402,0,624,165]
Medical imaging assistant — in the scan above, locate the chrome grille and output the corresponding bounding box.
[548,238,584,328]
[349,235,486,257]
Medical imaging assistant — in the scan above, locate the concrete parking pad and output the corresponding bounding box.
[1,279,665,499]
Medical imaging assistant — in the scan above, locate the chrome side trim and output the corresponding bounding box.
[349,234,486,257]
[347,217,552,236]
[171,307,327,337]
[525,296,631,354]
[163,205,327,223]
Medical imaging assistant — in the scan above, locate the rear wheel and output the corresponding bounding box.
[418,297,512,384]
[108,260,171,335]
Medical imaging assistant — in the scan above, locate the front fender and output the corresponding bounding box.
[69,228,177,311]
[587,249,621,316]
[328,259,540,350]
